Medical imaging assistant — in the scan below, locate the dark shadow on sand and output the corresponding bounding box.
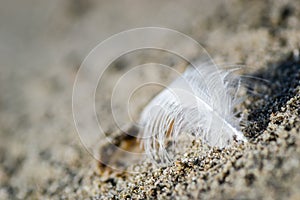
[244,50,300,139]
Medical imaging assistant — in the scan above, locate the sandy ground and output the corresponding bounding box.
[0,0,300,199]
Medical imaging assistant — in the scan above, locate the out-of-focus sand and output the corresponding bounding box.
[0,0,300,199]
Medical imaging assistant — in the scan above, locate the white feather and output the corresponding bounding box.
[139,61,246,164]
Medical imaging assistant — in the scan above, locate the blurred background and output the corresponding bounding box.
[1,0,300,198]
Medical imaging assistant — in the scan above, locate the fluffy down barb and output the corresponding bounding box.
[139,62,247,164]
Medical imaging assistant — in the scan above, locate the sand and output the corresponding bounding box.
[0,0,300,199]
